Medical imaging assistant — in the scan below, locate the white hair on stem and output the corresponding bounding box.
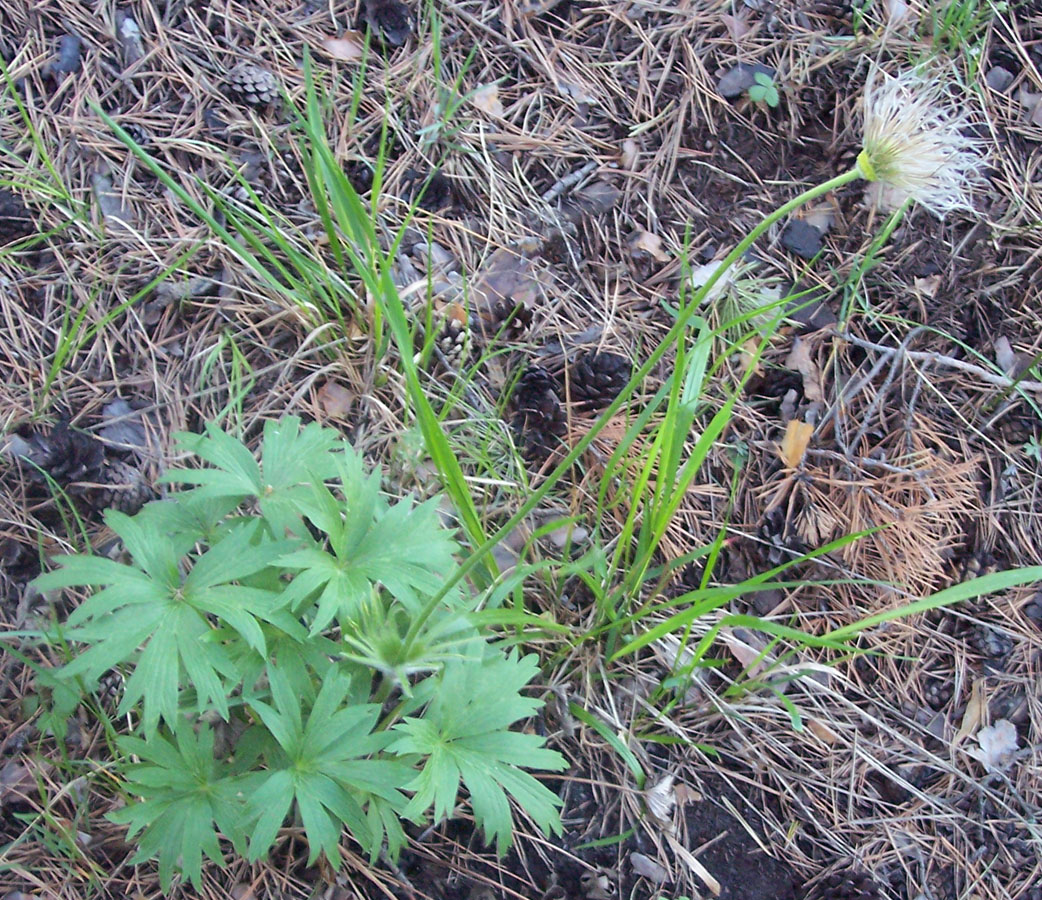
[857,67,988,219]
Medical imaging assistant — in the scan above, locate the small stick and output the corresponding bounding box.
[540,160,598,204]
[833,330,1042,395]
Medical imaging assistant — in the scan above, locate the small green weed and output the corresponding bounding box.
[748,71,780,108]
[30,417,566,890]
[924,0,1008,80]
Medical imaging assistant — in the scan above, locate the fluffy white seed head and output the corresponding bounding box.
[859,68,988,218]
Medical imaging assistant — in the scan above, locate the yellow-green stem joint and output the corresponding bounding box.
[856,149,877,182]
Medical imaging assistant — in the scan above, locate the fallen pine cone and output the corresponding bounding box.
[511,365,566,463]
[564,350,630,412]
[0,189,34,244]
[226,62,279,108]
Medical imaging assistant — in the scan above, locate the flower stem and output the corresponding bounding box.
[402,166,864,652]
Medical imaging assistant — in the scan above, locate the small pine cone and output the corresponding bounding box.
[96,669,124,713]
[26,422,106,485]
[810,0,864,22]
[478,299,532,342]
[822,868,883,900]
[0,188,34,244]
[1024,594,1042,629]
[362,0,413,47]
[565,351,630,412]
[968,624,1014,661]
[922,670,955,710]
[511,365,566,463]
[88,458,153,515]
[226,62,279,108]
[435,316,470,369]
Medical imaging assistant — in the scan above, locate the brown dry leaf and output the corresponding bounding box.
[470,248,545,332]
[644,773,676,825]
[955,678,987,744]
[737,338,764,379]
[1,759,42,807]
[778,420,814,468]
[115,12,145,67]
[913,274,941,298]
[444,302,468,326]
[994,336,1017,375]
[629,231,669,262]
[807,718,839,745]
[316,382,354,420]
[784,336,823,402]
[719,626,773,677]
[673,781,702,805]
[92,171,134,232]
[885,0,913,25]
[569,180,622,218]
[630,852,670,884]
[321,33,366,62]
[621,138,639,170]
[720,12,751,40]
[471,83,504,117]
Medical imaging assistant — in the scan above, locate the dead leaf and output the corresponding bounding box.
[470,249,546,337]
[784,337,823,402]
[720,12,751,41]
[966,719,1019,773]
[555,72,597,105]
[92,171,134,232]
[644,773,676,825]
[807,718,839,744]
[737,338,764,378]
[778,420,814,468]
[316,382,354,420]
[913,274,941,298]
[1,759,40,807]
[471,83,504,117]
[689,260,737,303]
[994,336,1017,375]
[885,0,913,26]
[630,852,670,884]
[620,138,638,170]
[567,180,622,218]
[321,33,366,62]
[99,399,150,452]
[673,781,702,805]
[629,231,669,263]
[955,678,987,744]
[115,12,144,67]
[719,626,774,677]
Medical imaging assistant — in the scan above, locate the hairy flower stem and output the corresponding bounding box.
[402,167,864,654]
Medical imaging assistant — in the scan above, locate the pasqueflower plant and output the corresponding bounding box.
[33,418,565,890]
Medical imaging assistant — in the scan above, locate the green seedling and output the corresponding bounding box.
[748,71,780,107]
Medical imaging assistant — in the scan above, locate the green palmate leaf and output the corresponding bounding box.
[244,666,410,866]
[163,416,343,534]
[280,470,460,629]
[110,723,248,891]
[388,650,567,853]
[39,514,287,735]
